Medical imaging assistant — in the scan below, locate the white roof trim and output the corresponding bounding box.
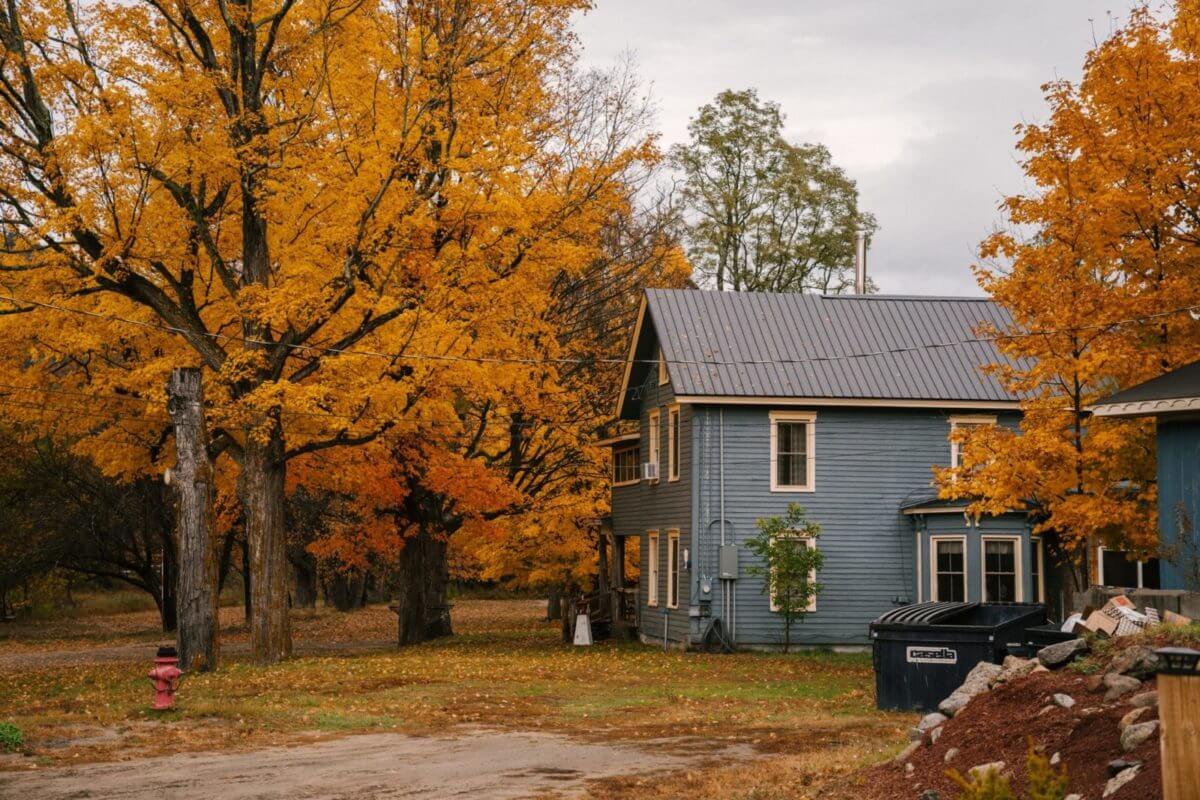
[674,395,1021,411]
[594,433,640,447]
[901,504,971,516]
[1090,396,1200,418]
[614,295,648,419]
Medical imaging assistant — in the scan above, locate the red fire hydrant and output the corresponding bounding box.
[148,646,182,710]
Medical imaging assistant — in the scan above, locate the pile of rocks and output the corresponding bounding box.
[892,640,1163,799]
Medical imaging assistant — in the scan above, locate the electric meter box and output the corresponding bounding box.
[718,544,738,579]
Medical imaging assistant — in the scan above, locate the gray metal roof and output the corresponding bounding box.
[646,288,1020,402]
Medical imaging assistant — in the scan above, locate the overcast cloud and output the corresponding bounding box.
[573,1,1122,295]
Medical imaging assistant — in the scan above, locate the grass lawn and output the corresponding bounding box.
[0,598,908,798]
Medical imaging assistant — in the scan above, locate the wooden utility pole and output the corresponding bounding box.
[167,368,219,672]
[1157,648,1200,800]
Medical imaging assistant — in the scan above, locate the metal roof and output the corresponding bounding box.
[1091,360,1200,418]
[645,289,1022,403]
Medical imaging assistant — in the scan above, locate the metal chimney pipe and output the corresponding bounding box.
[854,229,869,294]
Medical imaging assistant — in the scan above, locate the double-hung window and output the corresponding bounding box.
[768,534,818,613]
[647,409,660,481]
[647,531,659,607]
[983,537,1021,602]
[667,406,680,482]
[1031,537,1045,603]
[1097,546,1161,589]
[770,411,815,492]
[613,444,641,486]
[667,530,680,609]
[931,537,966,602]
[949,415,997,469]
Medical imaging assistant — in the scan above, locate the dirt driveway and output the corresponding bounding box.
[0,728,755,799]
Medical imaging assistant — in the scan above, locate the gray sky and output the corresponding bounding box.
[573,1,1121,296]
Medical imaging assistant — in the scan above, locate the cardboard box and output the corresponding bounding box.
[1085,609,1118,637]
[1163,609,1194,627]
[1085,597,1148,638]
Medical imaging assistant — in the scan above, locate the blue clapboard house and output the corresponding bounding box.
[603,288,1048,648]
[1092,361,1200,592]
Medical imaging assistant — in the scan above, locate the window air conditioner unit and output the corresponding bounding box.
[641,462,659,481]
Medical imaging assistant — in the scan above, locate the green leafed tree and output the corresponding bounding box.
[670,89,877,293]
[746,503,824,652]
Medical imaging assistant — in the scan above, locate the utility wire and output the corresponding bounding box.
[3,291,1199,370]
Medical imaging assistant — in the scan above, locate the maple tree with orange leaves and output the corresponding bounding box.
[0,0,686,660]
[939,1,1200,587]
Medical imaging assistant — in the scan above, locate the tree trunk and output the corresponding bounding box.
[241,535,252,623]
[167,368,219,671]
[290,553,318,609]
[327,573,366,612]
[240,436,292,662]
[160,541,179,633]
[393,529,452,645]
[546,586,562,621]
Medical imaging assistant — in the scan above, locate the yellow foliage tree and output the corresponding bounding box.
[0,0,681,659]
[939,2,1200,585]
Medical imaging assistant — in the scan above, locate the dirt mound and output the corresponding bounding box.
[824,668,1162,800]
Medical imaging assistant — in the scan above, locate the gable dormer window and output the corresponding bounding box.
[658,348,669,386]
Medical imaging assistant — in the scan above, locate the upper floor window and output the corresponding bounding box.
[647,408,660,481]
[770,411,816,492]
[949,415,997,468]
[613,444,641,486]
[658,348,669,386]
[667,406,680,481]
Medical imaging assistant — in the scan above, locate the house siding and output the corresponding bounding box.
[1156,418,1200,589]
[611,362,692,644]
[687,405,1024,646]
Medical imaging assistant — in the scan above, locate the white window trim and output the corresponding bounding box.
[613,444,641,488]
[915,530,924,603]
[769,410,816,492]
[929,535,968,602]
[981,535,1023,602]
[667,405,680,482]
[658,348,669,386]
[1031,536,1045,603]
[647,409,660,483]
[646,531,659,607]
[767,532,818,613]
[949,414,997,469]
[666,530,680,609]
[1097,545,1152,588]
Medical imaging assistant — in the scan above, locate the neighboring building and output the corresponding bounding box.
[1091,360,1200,590]
[605,288,1047,648]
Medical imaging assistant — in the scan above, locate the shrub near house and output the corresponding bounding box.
[746,504,825,653]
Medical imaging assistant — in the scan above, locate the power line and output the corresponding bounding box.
[3,291,1199,370]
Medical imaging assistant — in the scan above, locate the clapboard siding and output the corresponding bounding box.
[688,405,1023,646]
[611,360,692,644]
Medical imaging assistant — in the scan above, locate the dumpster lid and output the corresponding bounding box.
[872,601,976,626]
